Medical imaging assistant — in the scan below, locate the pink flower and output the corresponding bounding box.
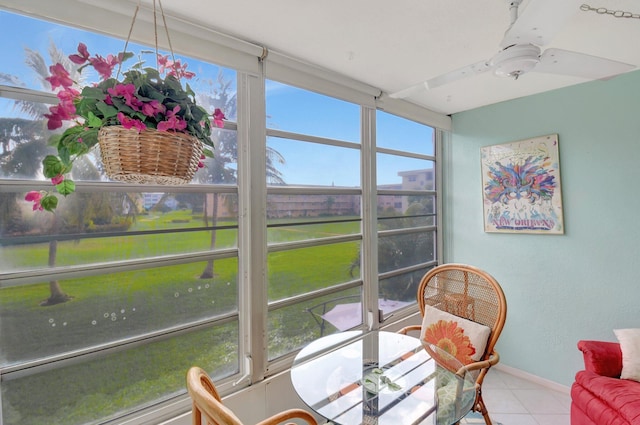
[198,154,206,168]
[57,87,80,102]
[51,174,65,185]
[141,100,165,117]
[45,102,77,130]
[117,112,146,132]
[108,83,142,110]
[157,54,170,73]
[89,54,121,79]
[46,63,74,89]
[25,191,44,211]
[69,42,90,65]
[157,54,195,79]
[157,105,187,131]
[212,108,226,128]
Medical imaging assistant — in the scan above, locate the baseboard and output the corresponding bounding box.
[494,363,571,395]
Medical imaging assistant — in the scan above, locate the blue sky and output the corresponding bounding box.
[0,10,434,187]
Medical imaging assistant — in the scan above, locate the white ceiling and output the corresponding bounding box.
[117,1,640,115]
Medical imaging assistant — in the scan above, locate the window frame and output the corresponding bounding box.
[0,3,449,424]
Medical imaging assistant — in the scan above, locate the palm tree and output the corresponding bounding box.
[1,42,87,305]
[0,118,48,235]
[196,71,285,279]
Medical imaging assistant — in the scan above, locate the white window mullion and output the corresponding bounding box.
[361,106,379,330]
[236,69,269,385]
[436,129,447,264]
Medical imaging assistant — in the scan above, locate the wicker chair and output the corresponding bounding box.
[187,367,319,425]
[398,263,507,425]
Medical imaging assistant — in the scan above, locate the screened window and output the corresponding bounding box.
[0,8,442,425]
[0,10,239,425]
[265,81,363,360]
[376,110,437,306]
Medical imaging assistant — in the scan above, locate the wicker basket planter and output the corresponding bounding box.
[98,126,203,185]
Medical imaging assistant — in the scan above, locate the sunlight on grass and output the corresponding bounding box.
[1,213,360,425]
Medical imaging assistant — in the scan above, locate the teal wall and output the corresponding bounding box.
[444,70,640,387]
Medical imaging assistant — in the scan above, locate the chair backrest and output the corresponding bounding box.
[417,263,507,362]
[187,366,244,425]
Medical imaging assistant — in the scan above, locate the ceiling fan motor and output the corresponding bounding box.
[491,44,541,79]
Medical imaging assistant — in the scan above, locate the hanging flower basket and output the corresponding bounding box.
[98,126,203,185]
[24,0,227,212]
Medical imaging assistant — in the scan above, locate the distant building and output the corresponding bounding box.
[398,168,435,191]
[143,193,178,210]
[203,168,435,218]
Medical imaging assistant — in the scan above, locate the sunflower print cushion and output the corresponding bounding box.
[420,305,491,364]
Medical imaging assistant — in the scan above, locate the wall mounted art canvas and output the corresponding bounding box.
[481,134,564,234]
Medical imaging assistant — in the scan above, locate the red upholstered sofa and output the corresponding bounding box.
[571,340,640,425]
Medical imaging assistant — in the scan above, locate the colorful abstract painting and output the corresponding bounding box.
[481,134,564,234]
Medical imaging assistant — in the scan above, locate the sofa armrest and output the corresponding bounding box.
[577,340,622,378]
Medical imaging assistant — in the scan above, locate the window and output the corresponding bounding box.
[0,11,240,425]
[265,81,363,360]
[376,110,437,307]
[0,8,442,425]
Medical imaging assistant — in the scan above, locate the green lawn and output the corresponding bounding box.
[0,212,362,425]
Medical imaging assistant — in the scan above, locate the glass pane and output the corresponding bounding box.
[266,193,361,242]
[2,323,239,425]
[377,154,435,189]
[267,137,360,186]
[0,259,238,366]
[377,231,436,274]
[266,80,360,142]
[0,115,236,185]
[376,110,434,155]
[0,11,238,120]
[378,194,436,229]
[379,268,431,306]
[1,190,238,273]
[267,241,361,301]
[267,219,361,244]
[268,288,361,359]
[0,111,55,179]
[195,129,238,183]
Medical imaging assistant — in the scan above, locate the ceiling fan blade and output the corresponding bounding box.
[500,0,583,48]
[535,48,635,80]
[425,60,492,89]
[389,60,491,98]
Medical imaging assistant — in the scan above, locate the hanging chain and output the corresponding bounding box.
[580,4,640,19]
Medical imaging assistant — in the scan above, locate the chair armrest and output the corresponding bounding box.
[257,408,318,425]
[397,324,421,335]
[459,350,500,375]
[577,340,622,378]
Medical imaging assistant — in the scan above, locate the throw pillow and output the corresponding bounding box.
[614,328,640,382]
[420,305,491,365]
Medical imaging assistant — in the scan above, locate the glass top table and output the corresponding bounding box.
[290,331,476,425]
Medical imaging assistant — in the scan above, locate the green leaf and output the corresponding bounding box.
[56,179,76,196]
[86,111,104,127]
[66,139,88,156]
[140,67,160,80]
[119,51,135,62]
[78,128,100,149]
[185,81,196,98]
[81,86,108,100]
[40,194,58,212]
[58,145,71,165]
[42,155,64,178]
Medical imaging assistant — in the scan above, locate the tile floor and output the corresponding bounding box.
[460,368,571,425]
